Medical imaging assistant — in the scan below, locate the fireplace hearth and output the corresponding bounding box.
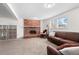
[24,27,40,38]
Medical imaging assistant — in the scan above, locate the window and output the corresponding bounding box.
[51,16,68,29]
[57,16,68,28]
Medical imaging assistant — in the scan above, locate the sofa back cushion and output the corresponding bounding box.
[55,32,79,42]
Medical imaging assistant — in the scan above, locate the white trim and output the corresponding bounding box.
[5,3,19,20]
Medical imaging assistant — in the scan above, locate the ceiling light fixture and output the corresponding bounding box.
[44,3,55,8]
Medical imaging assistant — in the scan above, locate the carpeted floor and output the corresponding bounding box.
[0,38,57,55]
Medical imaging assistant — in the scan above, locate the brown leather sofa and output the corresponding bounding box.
[47,32,79,45]
[47,43,79,55]
[47,45,62,55]
[47,31,79,55]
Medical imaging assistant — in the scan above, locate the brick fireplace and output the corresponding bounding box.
[24,19,40,38]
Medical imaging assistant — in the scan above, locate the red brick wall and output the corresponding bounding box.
[24,19,40,38]
[24,19,40,27]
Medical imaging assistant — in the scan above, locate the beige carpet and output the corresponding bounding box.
[0,38,57,55]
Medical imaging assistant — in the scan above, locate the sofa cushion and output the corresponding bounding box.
[59,46,79,55]
[57,43,79,50]
[48,36,77,45]
[49,31,55,36]
[53,37,77,44]
[55,32,79,42]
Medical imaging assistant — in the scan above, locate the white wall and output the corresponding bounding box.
[0,17,17,25]
[17,19,24,39]
[40,19,50,32]
[41,7,79,33]
[0,17,24,39]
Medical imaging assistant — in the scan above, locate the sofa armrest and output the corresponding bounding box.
[57,43,79,50]
[47,45,62,55]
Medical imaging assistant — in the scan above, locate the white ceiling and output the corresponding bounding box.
[0,3,79,20]
[0,3,16,19]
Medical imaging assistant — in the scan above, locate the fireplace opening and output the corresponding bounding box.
[29,30,36,34]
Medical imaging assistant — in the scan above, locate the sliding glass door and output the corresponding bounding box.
[0,25,16,40]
